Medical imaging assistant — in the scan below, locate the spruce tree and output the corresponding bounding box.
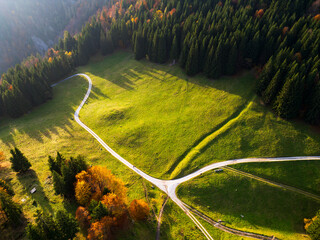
[274,73,303,119]
[305,84,320,124]
[100,31,108,56]
[9,147,31,173]
[257,56,275,96]
[134,31,145,60]
[226,42,238,75]
[185,42,199,76]
[158,32,167,63]
[170,35,179,61]
[55,210,79,240]
[211,42,223,78]
[91,202,109,221]
[0,190,22,226]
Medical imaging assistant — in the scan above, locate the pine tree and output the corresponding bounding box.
[185,42,199,76]
[158,32,167,63]
[52,171,65,195]
[100,31,108,56]
[257,56,275,96]
[55,210,79,240]
[9,147,31,173]
[274,73,304,119]
[170,35,179,61]
[134,31,145,60]
[105,32,114,54]
[305,84,320,124]
[226,41,238,75]
[211,42,223,78]
[91,201,109,221]
[0,190,22,226]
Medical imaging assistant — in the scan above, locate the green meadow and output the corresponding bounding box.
[0,51,319,239]
[177,170,320,240]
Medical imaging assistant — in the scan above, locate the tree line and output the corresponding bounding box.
[1,0,319,124]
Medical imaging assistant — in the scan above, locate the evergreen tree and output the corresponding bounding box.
[274,73,304,119]
[305,84,320,124]
[157,32,167,63]
[134,31,146,60]
[185,42,199,76]
[55,210,79,240]
[91,201,109,221]
[0,190,22,227]
[52,170,65,195]
[257,56,275,96]
[9,147,31,173]
[100,31,108,56]
[170,35,179,61]
[226,41,238,75]
[211,42,223,78]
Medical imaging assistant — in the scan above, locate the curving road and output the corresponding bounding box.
[54,74,320,240]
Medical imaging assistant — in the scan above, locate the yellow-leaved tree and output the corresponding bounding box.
[129,199,149,221]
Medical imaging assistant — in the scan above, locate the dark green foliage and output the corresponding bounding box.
[52,171,65,196]
[257,57,275,96]
[186,42,199,76]
[90,201,109,221]
[306,211,320,240]
[100,31,114,56]
[48,152,64,175]
[305,84,320,125]
[55,211,79,240]
[134,31,146,60]
[170,35,179,61]
[49,153,87,197]
[0,190,22,227]
[274,73,304,119]
[1,0,320,125]
[88,199,99,213]
[26,210,78,240]
[226,42,238,75]
[9,147,31,173]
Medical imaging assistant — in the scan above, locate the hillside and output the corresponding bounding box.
[0,51,319,239]
[1,0,320,239]
[0,0,109,74]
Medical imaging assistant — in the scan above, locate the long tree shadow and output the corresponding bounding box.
[17,169,53,213]
[0,75,90,148]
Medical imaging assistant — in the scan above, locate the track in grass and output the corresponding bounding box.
[67,73,320,240]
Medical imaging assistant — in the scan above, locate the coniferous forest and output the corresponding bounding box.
[1,0,320,124]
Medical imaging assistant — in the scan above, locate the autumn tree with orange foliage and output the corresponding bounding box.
[87,216,113,240]
[255,9,264,18]
[314,14,320,21]
[74,165,150,239]
[75,206,91,229]
[129,199,149,221]
[75,166,127,205]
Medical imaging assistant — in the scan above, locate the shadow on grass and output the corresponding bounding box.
[17,169,53,213]
[178,172,320,236]
[0,76,91,148]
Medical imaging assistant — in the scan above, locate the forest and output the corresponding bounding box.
[0,0,320,124]
[0,0,111,74]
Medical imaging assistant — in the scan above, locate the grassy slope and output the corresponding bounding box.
[0,51,254,239]
[178,171,320,240]
[77,51,255,179]
[179,98,320,177]
[0,50,319,239]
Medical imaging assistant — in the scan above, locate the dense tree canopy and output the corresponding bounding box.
[1,0,320,124]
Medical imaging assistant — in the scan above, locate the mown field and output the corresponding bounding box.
[0,50,319,239]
